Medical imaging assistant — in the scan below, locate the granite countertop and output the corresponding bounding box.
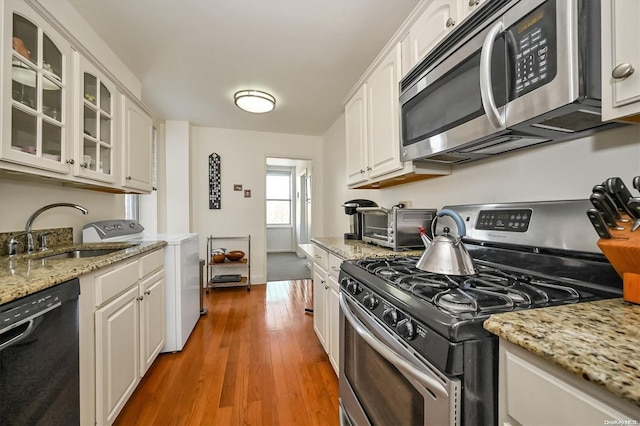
[311,237,424,259]
[0,241,167,305]
[484,299,640,408]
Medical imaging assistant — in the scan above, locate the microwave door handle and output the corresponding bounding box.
[339,293,449,398]
[479,20,505,128]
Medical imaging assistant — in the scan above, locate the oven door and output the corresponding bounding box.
[339,293,460,426]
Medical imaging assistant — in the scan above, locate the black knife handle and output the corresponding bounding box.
[633,176,640,192]
[604,177,638,219]
[590,193,620,228]
[592,184,622,220]
[628,197,640,218]
[586,209,612,239]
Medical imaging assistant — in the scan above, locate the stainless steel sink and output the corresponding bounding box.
[39,248,123,260]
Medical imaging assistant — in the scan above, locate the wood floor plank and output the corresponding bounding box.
[114,280,338,426]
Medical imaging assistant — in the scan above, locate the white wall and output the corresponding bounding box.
[321,115,380,238]
[0,177,125,241]
[321,116,640,238]
[164,121,191,234]
[190,127,323,284]
[37,0,142,99]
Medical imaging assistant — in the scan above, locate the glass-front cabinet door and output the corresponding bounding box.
[1,2,73,174]
[76,54,115,183]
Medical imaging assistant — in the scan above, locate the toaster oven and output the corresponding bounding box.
[356,207,436,250]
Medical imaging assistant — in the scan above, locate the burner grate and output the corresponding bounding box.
[351,256,595,317]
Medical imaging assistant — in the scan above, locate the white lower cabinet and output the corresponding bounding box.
[95,285,140,426]
[499,339,640,425]
[311,245,342,376]
[79,248,165,426]
[312,249,328,349]
[327,272,340,375]
[139,269,166,374]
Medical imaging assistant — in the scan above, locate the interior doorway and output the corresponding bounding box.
[265,157,312,281]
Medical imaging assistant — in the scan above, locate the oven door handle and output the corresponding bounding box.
[339,293,449,398]
[479,20,505,129]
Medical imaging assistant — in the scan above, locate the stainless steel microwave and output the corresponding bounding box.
[399,0,621,165]
[356,207,436,250]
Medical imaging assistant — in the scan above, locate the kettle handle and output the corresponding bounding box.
[436,209,466,237]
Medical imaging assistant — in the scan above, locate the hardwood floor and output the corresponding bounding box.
[114,280,339,426]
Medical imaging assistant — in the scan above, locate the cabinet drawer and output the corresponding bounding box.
[140,249,164,277]
[312,246,328,270]
[503,343,634,424]
[95,260,139,306]
[328,254,342,279]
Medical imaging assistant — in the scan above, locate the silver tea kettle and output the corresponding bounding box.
[417,209,478,276]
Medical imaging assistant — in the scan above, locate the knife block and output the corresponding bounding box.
[597,217,640,304]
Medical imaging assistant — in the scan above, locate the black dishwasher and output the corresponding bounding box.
[0,278,80,425]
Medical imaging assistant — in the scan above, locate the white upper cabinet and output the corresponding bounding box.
[0,1,74,174]
[366,45,403,179]
[601,0,640,122]
[345,85,368,186]
[0,0,154,193]
[405,0,462,72]
[121,95,153,192]
[75,53,116,183]
[345,46,403,186]
[462,0,487,19]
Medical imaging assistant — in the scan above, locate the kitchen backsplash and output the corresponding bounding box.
[0,228,73,256]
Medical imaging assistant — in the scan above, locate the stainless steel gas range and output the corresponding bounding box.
[338,200,622,426]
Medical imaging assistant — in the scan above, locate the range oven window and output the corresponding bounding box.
[344,320,424,424]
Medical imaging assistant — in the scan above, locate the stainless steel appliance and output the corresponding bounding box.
[343,199,378,240]
[357,206,436,250]
[339,200,622,425]
[0,278,80,425]
[399,0,621,165]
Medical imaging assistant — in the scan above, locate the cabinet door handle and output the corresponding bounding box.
[81,163,88,168]
[137,296,144,301]
[612,63,635,80]
[126,176,132,180]
[66,159,75,165]
[446,18,456,28]
[468,0,479,6]
[366,166,372,171]
[144,290,151,295]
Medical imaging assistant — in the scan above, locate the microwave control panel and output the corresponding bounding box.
[509,1,557,98]
[476,209,532,232]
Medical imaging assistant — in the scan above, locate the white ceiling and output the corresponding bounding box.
[66,0,420,136]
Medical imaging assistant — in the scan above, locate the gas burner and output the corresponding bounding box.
[435,291,477,312]
[395,274,451,298]
[374,265,414,281]
[433,287,515,314]
[356,258,404,273]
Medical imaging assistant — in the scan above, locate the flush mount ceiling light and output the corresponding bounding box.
[234,90,276,113]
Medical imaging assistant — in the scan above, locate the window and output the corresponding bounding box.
[266,169,292,225]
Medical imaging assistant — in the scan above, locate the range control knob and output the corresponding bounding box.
[346,280,361,295]
[397,318,416,340]
[362,293,378,310]
[382,308,398,326]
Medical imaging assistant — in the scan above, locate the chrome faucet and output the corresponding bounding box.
[24,203,89,253]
